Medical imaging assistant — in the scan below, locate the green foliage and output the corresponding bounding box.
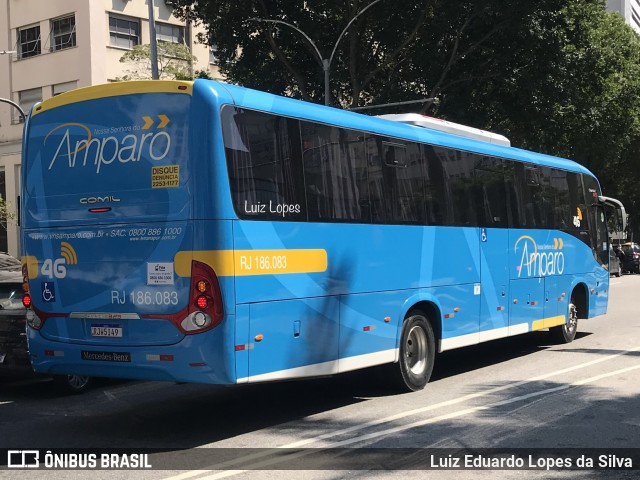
[117,43,197,80]
[0,198,16,230]
[171,0,640,237]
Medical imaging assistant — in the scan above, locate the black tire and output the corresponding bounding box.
[391,311,436,392]
[549,300,578,344]
[52,374,92,395]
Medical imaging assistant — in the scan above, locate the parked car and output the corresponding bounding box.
[609,248,622,277]
[620,242,640,274]
[0,253,92,393]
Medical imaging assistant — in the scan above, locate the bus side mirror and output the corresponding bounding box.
[599,196,627,232]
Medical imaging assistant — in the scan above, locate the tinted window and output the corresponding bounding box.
[509,164,550,228]
[421,145,447,225]
[367,136,424,224]
[582,174,604,261]
[429,146,478,226]
[222,107,305,220]
[301,122,369,222]
[550,169,589,231]
[473,156,508,227]
[221,106,593,232]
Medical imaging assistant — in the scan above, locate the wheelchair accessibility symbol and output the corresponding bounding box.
[41,282,56,302]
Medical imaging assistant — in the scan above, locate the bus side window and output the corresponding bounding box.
[434,147,478,227]
[301,122,369,223]
[421,145,448,226]
[473,156,508,228]
[367,136,424,224]
[222,107,305,221]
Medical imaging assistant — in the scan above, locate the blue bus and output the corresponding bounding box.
[20,80,625,391]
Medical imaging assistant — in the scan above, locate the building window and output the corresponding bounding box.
[17,87,42,121]
[51,15,76,51]
[17,24,41,59]
[52,81,77,96]
[208,45,218,64]
[109,15,140,48]
[156,23,184,44]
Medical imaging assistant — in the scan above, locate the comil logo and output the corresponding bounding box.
[45,115,172,174]
[515,235,565,278]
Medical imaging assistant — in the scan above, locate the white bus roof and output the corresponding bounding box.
[378,113,511,147]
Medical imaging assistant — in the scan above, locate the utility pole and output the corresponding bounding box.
[148,0,159,79]
[249,0,384,106]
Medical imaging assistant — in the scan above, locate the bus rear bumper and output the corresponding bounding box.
[27,327,236,385]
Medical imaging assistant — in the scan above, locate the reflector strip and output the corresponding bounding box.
[362,326,376,332]
[234,344,254,351]
[44,350,64,357]
[146,354,174,361]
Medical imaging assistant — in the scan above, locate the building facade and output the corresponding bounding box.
[607,0,640,33]
[0,0,220,257]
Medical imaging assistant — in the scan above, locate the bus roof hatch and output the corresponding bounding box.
[378,113,511,147]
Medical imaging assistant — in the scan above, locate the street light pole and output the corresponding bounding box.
[0,51,24,121]
[0,98,25,121]
[249,0,384,106]
[148,0,160,79]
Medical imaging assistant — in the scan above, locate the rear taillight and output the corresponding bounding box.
[21,263,43,329]
[22,293,32,308]
[195,295,208,309]
[178,260,224,334]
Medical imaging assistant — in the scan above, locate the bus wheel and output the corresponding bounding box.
[393,312,435,392]
[550,301,578,344]
[53,374,92,395]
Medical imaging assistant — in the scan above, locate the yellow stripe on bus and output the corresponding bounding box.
[531,315,566,331]
[21,256,39,279]
[32,80,193,116]
[174,249,328,277]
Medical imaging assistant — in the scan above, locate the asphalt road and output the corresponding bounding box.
[1,273,639,479]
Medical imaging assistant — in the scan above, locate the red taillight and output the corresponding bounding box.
[142,260,224,334]
[195,295,208,310]
[22,293,32,308]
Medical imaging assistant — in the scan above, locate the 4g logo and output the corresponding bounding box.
[40,242,78,279]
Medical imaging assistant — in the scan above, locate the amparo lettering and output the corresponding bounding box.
[46,125,171,173]
[515,236,565,278]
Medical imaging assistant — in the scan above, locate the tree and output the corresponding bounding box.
[0,197,17,232]
[171,0,443,108]
[117,43,197,80]
[171,0,640,235]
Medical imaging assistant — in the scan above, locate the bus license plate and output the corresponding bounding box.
[91,324,123,338]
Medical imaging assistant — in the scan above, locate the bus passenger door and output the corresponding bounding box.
[510,232,545,334]
[479,228,510,341]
